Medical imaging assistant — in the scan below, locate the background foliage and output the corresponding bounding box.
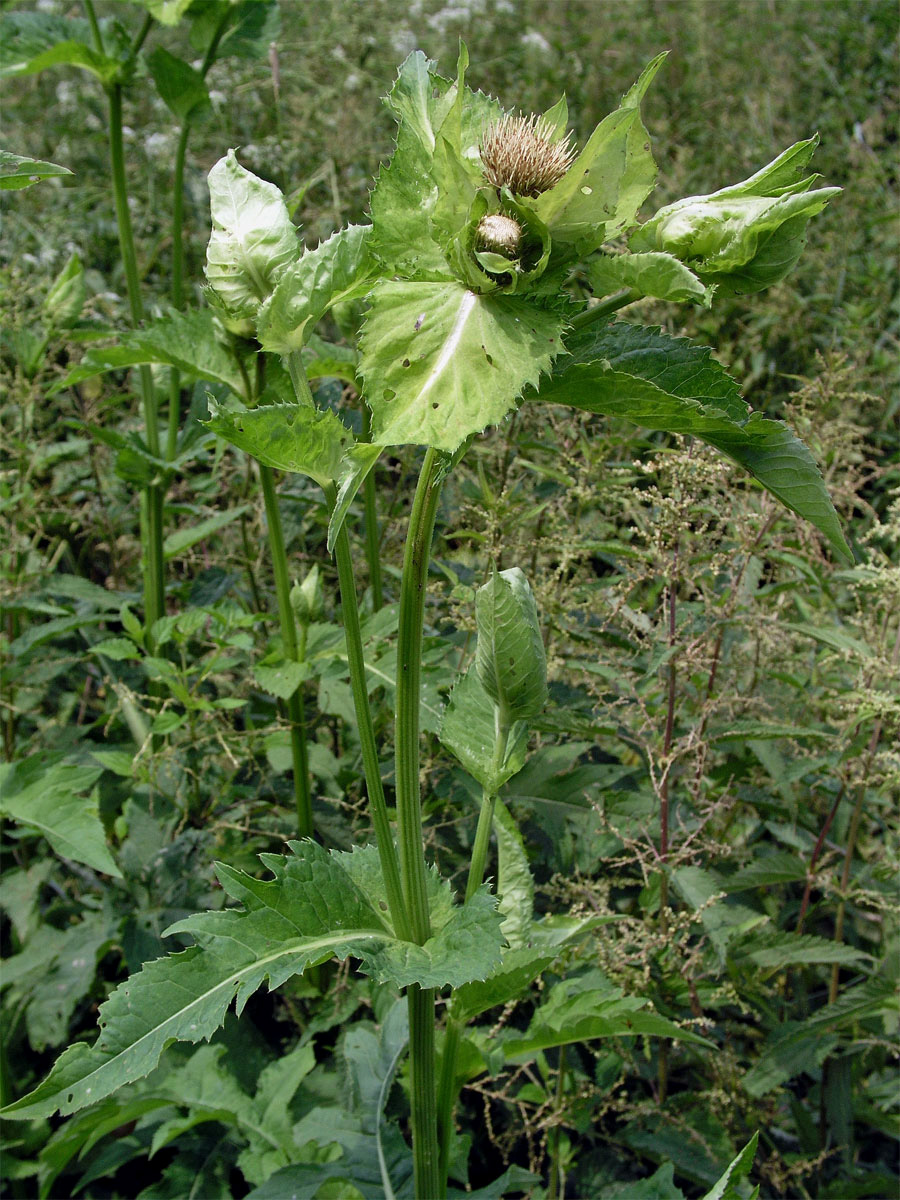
[1,1,897,1197]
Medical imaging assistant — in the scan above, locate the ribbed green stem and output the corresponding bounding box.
[325,483,408,941]
[260,465,312,837]
[106,79,164,641]
[361,406,384,611]
[396,448,443,942]
[396,448,444,1200]
[409,985,441,1200]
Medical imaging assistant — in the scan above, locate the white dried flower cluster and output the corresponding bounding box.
[480,113,575,198]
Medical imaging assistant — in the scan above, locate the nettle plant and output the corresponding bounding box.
[5,48,847,1198]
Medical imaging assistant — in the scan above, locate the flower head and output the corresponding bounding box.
[480,113,575,198]
[474,213,523,258]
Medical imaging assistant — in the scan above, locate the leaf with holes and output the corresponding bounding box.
[360,279,563,451]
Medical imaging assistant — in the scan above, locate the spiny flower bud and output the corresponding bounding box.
[475,213,523,258]
[480,113,576,198]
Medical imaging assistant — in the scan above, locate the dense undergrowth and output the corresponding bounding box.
[1,2,898,1198]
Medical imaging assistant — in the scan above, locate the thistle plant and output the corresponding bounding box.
[3,46,847,1199]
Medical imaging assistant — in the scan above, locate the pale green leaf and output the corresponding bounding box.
[539,322,851,562]
[361,279,563,451]
[257,225,378,354]
[252,656,310,700]
[439,668,528,793]
[475,567,547,722]
[205,150,299,324]
[0,150,72,190]
[204,399,353,486]
[452,947,559,1025]
[249,1024,416,1200]
[588,250,713,305]
[2,841,502,1121]
[631,136,840,295]
[784,621,873,658]
[502,979,712,1064]
[142,0,194,26]
[492,799,533,949]
[0,758,121,878]
[52,309,247,398]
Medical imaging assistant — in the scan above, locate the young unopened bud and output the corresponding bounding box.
[290,563,324,626]
[480,113,575,198]
[475,213,523,259]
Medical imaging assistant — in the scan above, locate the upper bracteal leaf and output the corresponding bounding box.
[630,137,840,295]
[539,322,852,562]
[257,225,378,354]
[530,54,666,254]
[588,250,714,306]
[492,798,534,949]
[204,398,354,487]
[205,151,299,326]
[360,279,564,451]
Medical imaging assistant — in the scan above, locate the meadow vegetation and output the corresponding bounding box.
[1,2,897,1197]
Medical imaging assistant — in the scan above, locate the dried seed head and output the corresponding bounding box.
[475,213,523,258]
[480,113,576,198]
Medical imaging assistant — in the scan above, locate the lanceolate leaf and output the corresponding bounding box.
[0,150,72,190]
[361,280,564,451]
[146,46,210,121]
[327,444,383,552]
[2,842,502,1121]
[52,309,247,399]
[204,399,353,487]
[538,322,851,562]
[257,225,378,354]
[205,151,299,324]
[368,52,457,277]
